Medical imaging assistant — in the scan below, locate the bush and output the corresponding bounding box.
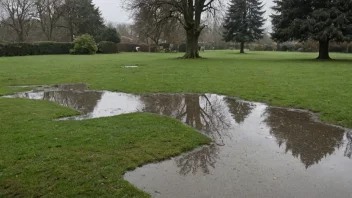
[70,34,98,55]
[98,41,118,54]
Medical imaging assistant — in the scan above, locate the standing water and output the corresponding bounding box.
[4,85,352,198]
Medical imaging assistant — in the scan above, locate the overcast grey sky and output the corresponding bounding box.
[92,0,132,23]
[93,0,274,28]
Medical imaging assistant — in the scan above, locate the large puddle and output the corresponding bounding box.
[4,85,352,198]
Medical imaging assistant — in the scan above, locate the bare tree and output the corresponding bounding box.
[127,0,223,58]
[116,23,134,38]
[133,5,164,48]
[162,18,185,47]
[0,0,36,41]
[35,0,64,40]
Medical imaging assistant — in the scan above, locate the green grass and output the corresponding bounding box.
[1,51,352,196]
[0,99,210,197]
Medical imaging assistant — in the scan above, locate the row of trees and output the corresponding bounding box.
[2,0,351,59]
[128,0,352,59]
[0,0,120,43]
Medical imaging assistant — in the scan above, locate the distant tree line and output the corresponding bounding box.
[0,0,120,43]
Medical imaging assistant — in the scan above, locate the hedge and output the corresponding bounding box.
[179,43,187,52]
[0,42,73,57]
[98,41,118,54]
[117,43,157,52]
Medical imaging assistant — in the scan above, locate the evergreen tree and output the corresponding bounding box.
[97,26,121,43]
[271,0,352,59]
[62,0,104,41]
[223,0,266,53]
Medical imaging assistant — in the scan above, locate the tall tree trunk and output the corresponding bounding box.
[183,27,200,59]
[317,40,331,60]
[240,42,245,53]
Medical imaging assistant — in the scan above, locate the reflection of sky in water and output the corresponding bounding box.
[73,92,144,120]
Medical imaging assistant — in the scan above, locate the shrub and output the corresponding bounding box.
[70,34,98,55]
[98,41,118,54]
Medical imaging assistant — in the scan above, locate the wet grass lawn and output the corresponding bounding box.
[1,51,352,197]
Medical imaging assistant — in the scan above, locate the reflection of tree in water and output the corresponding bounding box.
[345,131,352,159]
[264,108,345,168]
[140,94,232,175]
[140,94,184,117]
[140,94,231,144]
[224,97,255,124]
[43,91,102,114]
[176,144,219,175]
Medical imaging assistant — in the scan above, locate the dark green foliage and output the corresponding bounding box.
[223,0,266,52]
[97,41,118,54]
[97,27,121,43]
[70,34,98,55]
[36,42,74,54]
[75,0,104,38]
[0,42,73,57]
[271,0,352,59]
[62,0,105,40]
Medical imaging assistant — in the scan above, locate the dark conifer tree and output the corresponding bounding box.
[223,0,266,53]
[271,0,352,59]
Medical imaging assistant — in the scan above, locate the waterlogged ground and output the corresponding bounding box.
[5,84,352,198]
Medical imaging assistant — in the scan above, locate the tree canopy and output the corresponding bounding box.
[271,0,352,59]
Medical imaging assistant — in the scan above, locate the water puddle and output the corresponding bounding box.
[3,85,352,198]
[122,66,138,68]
